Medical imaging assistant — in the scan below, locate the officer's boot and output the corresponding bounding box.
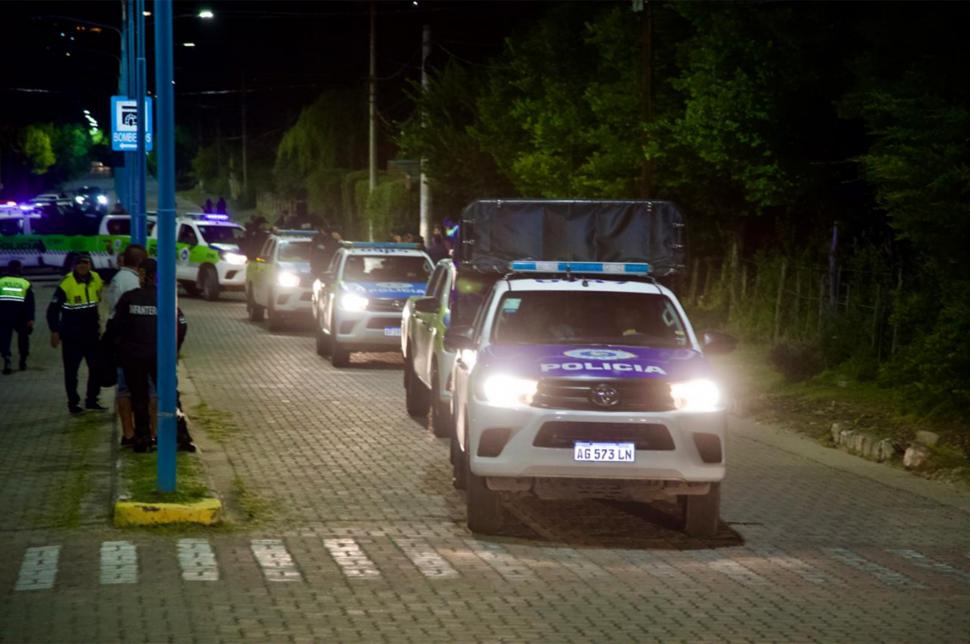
[117,396,136,446]
[2,357,11,375]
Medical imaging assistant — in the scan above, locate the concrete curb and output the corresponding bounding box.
[114,498,222,527]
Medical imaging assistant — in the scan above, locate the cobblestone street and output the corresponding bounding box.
[2,287,970,642]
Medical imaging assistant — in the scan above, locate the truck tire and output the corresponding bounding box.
[267,291,283,331]
[406,355,431,417]
[450,433,466,490]
[430,363,451,438]
[199,266,220,301]
[464,442,502,534]
[181,280,201,297]
[683,482,721,538]
[315,321,331,357]
[246,285,264,321]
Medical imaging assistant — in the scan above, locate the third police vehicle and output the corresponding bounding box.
[151,213,247,300]
[246,230,315,330]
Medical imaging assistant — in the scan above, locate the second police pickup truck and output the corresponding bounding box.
[430,200,735,538]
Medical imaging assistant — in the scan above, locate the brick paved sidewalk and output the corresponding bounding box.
[0,280,115,535]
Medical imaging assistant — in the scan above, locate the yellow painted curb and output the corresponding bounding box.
[114,498,222,526]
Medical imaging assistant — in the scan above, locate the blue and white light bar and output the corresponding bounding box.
[340,241,420,250]
[510,260,651,275]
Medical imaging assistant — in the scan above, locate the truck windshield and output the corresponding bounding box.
[199,225,243,244]
[343,255,431,282]
[279,241,311,262]
[491,291,689,348]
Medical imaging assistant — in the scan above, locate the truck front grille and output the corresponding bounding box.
[534,421,674,450]
[532,378,674,412]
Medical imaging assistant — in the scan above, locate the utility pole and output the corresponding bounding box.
[154,0,177,493]
[419,24,431,243]
[634,0,653,199]
[241,72,248,199]
[368,1,376,241]
[133,0,147,244]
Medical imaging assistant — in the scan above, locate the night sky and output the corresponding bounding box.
[1,1,551,159]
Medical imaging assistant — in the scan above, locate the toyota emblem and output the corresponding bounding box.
[589,384,620,408]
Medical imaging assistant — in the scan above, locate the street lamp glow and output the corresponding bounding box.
[198,9,214,19]
[143,10,151,17]
[182,42,196,47]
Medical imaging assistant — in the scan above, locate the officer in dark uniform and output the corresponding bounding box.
[47,253,104,413]
[106,259,190,452]
[0,260,35,374]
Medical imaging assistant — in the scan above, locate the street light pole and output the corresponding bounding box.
[154,0,177,494]
[133,0,148,245]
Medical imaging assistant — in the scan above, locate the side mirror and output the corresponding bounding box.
[702,331,738,355]
[414,297,438,314]
[444,325,475,352]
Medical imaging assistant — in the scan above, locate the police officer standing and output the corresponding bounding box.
[0,260,34,375]
[47,253,105,414]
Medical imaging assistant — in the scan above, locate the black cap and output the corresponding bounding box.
[75,253,92,264]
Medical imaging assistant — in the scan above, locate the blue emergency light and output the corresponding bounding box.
[202,213,230,221]
[509,260,652,275]
[340,241,421,250]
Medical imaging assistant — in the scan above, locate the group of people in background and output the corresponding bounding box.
[201,197,227,215]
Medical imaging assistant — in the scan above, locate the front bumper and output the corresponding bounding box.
[467,402,726,483]
[271,286,313,314]
[216,263,246,289]
[333,311,403,351]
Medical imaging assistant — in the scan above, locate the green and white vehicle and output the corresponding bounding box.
[401,259,457,437]
[246,230,315,330]
[0,204,153,274]
[150,213,247,300]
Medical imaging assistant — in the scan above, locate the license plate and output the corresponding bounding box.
[573,441,636,463]
[384,327,402,337]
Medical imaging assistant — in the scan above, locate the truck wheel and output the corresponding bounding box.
[464,443,502,534]
[430,363,451,438]
[267,292,283,331]
[683,482,721,538]
[199,266,220,301]
[315,321,331,357]
[406,355,431,417]
[450,434,466,490]
[246,285,264,321]
[181,280,201,297]
[331,342,350,367]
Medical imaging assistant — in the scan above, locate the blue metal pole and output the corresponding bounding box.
[154,0,177,493]
[125,0,136,218]
[133,0,147,246]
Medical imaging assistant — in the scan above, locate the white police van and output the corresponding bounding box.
[312,242,432,367]
[446,260,735,537]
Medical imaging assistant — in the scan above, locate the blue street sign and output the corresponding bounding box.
[110,95,153,152]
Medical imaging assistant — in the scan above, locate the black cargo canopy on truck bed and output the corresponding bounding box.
[455,199,685,276]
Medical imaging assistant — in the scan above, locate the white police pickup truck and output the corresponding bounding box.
[446,261,735,537]
[312,242,432,367]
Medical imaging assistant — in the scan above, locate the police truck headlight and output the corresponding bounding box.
[223,252,247,266]
[669,379,721,412]
[277,271,300,288]
[339,292,369,312]
[74,195,85,204]
[96,195,108,205]
[481,374,538,406]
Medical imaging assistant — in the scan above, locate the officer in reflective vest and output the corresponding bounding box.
[46,253,105,414]
[0,260,35,375]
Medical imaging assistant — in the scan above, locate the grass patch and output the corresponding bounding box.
[190,402,240,444]
[231,475,273,523]
[119,449,210,504]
